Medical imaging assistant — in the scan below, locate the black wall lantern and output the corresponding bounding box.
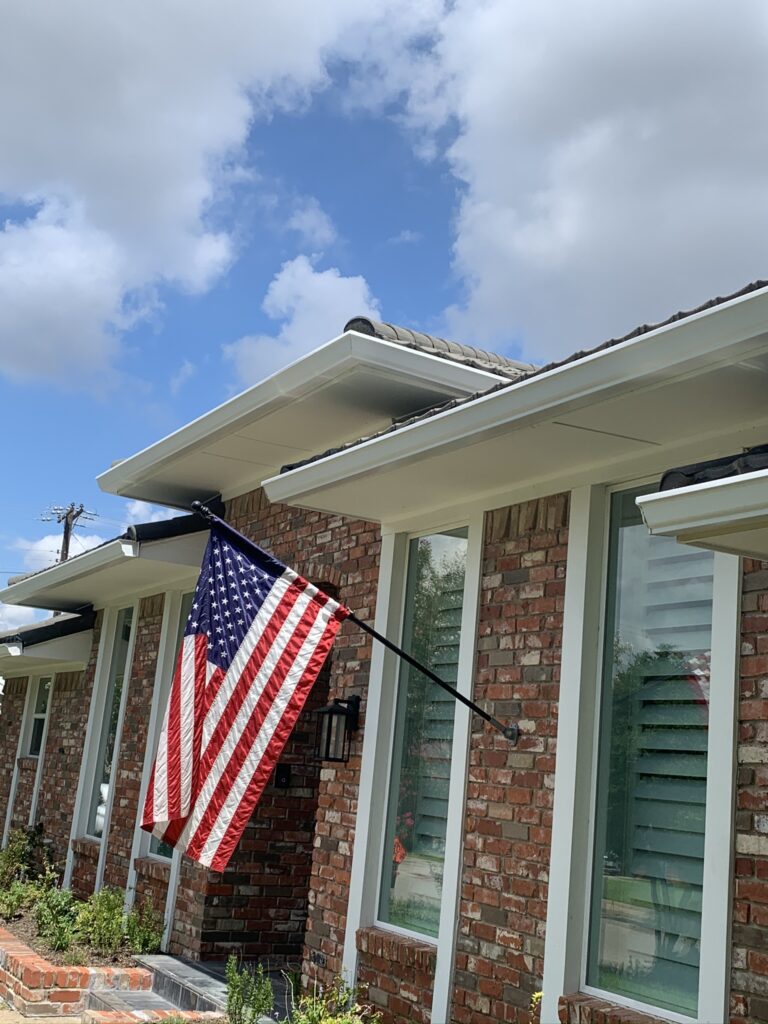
[316,695,361,763]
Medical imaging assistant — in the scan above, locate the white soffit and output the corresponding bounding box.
[264,286,768,523]
[637,469,768,559]
[97,331,507,507]
[0,533,207,612]
[0,630,93,677]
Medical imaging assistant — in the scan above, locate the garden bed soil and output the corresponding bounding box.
[2,909,137,968]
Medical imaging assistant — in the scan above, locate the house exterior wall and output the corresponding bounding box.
[103,593,165,890]
[36,669,90,869]
[0,677,27,829]
[193,489,379,966]
[10,757,36,830]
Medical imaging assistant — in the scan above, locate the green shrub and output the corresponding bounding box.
[225,954,274,1024]
[125,900,163,954]
[35,883,78,952]
[0,880,34,921]
[284,978,380,1024]
[78,886,125,956]
[0,829,33,888]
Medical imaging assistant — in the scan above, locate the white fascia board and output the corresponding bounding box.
[97,331,506,501]
[0,630,93,675]
[0,540,135,608]
[264,285,768,507]
[637,468,768,539]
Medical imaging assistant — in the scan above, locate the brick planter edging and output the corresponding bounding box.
[0,926,151,1016]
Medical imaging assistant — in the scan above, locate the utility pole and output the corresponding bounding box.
[40,503,98,563]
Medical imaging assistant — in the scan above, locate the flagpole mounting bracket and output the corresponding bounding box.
[502,723,519,744]
[191,500,216,523]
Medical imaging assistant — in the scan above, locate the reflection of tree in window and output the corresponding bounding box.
[87,607,134,839]
[379,529,467,937]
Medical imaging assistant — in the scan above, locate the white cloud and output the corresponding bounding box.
[170,359,197,396]
[0,0,444,385]
[224,254,380,384]
[287,197,337,249]
[387,229,422,245]
[13,532,109,573]
[124,500,181,526]
[373,0,768,361]
[0,603,43,634]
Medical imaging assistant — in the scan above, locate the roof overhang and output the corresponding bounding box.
[637,468,768,559]
[97,331,508,507]
[264,285,768,527]
[0,629,93,677]
[0,532,207,612]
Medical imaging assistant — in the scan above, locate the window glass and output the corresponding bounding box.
[87,607,134,838]
[150,592,194,858]
[29,677,51,756]
[587,489,713,1016]
[379,529,468,937]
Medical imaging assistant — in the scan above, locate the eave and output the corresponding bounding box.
[0,533,207,612]
[637,469,768,559]
[0,629,94,678]
[263,285,768,526]
[97,331,508,507]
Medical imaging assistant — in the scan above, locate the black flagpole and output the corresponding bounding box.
[191,501,518,743]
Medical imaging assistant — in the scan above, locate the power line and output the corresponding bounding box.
[39,503,99,564]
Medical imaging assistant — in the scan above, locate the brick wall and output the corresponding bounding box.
[199,658,331,962]
[35,670,89,869]
[356,928,436,1024]
[133,856,171,917]
[451,494,569,1024]
[70,836,99,898]
[0,678,27,825]
[159,489,380,970]
[10,757,37,829]
[731,560,768,1024]
[103,594,165,889]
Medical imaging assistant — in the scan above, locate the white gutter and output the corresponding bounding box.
[637,468,768,539]
[264,286,768,506]
[97,332,506,501]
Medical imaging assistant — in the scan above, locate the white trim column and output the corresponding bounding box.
[431,512,484,1024]
[124,590,180,909]
[540,486,607,1023]
[2,677,34,847]
[697,552,741,1023]
[341,530,407,981]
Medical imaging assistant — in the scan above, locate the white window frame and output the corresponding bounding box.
[342,513,484,1024]
[1,675,55,846]
[124,588,193,951]
[541,484,740,1024]
[63,602,139,890]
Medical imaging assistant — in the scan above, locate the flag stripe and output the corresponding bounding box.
[179,594,326,858]
[196,607,340,867]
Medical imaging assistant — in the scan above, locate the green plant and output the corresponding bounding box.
[530,990,542,1023]
[125,900,163,954]
[35,883,78,952]
[0,880,34,921]
[0,828,33,888]
[225,954,274,1024]
[78,886,125,956]
[285,977,380,1024]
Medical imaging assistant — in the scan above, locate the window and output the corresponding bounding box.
[28,677,52,756]
[149,592,194,858]
[587,488,714,1017]
[378,528,468,937]
[87,606,134,839]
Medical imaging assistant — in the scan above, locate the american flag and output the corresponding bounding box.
[142,519,348,871]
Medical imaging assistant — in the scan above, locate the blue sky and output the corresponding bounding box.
[1,0,768,627]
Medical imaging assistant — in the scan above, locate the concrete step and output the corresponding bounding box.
[133,956,227,1014]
